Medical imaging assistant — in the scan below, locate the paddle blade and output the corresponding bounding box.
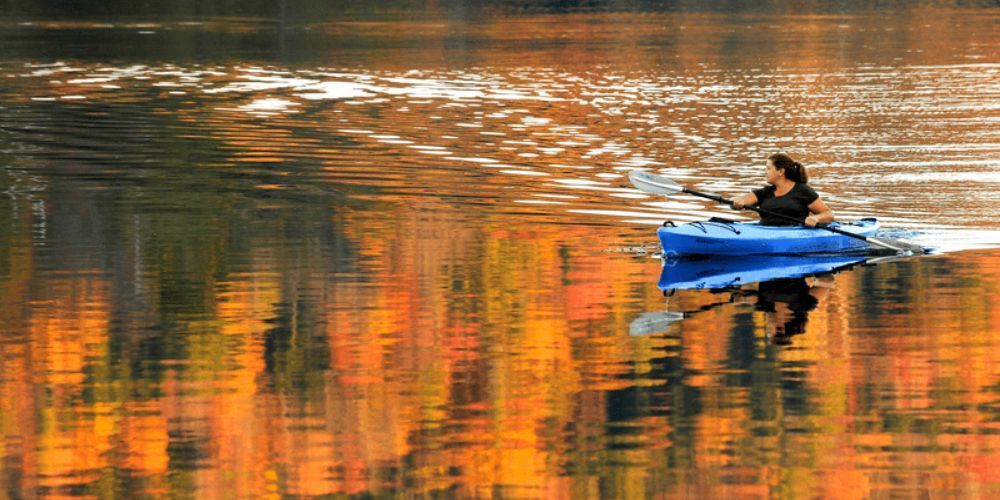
[629,311,686,336]
[867,236,927,256]
[629,170,684,196]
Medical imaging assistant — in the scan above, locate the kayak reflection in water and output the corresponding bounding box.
[738,275,833,344]
[634,254,861,339]
[633,271,838,341]
[731,153,834,228]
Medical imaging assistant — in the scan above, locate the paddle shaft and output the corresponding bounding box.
[678,187,889,246]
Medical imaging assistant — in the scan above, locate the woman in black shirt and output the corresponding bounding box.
[731,153,834,227]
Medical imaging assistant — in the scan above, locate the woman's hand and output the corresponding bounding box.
[807,200,834,227]
[731,194,756,210]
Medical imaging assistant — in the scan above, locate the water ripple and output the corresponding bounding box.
[3,56,998,249]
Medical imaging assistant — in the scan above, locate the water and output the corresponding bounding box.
[1,3,999,498]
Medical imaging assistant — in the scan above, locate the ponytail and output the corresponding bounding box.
[769,153,809,184]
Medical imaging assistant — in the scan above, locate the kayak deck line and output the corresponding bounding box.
[683,219,743,235]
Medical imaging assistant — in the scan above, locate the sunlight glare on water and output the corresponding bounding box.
[8,58,998,237]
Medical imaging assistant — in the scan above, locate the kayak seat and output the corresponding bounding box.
[708,217,738,224]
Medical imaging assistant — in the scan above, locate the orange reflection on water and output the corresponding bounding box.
[4,276,113,495]
[3,220,1000,497]
[2,6,1000,497]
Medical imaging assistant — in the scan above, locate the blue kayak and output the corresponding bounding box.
[658,218,879,256]
[658,253,868,292]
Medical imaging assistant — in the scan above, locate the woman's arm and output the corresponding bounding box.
[805,198,834,227]
[731,193,758,210]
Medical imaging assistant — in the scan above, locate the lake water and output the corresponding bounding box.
[1,3,999,497]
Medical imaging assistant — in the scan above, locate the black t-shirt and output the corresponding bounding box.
[752,183,819,226]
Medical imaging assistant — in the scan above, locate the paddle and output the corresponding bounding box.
[629,311,687,336]
[628,170,926,256]
[630,293,747,336]
[630,295,738,336]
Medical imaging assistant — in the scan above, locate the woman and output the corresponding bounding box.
[731,153,833,227]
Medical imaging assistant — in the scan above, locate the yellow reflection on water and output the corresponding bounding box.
[2,5,1000,498]
[4,217,1000,497]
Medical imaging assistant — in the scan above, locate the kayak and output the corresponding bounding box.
[658,253,868,292]
[658,217,879,256]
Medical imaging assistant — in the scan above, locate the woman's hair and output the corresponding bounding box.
[769,153,809,184]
